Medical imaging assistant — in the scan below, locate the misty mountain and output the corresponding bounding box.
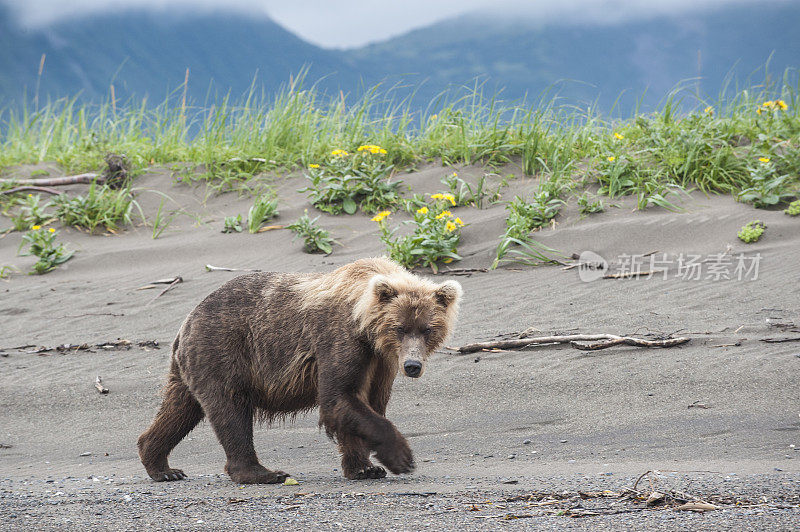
[0,7,355,105]
[1,3,798,112]
[348,4,800,111]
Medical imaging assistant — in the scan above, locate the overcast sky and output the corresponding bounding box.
[1,0,785,48]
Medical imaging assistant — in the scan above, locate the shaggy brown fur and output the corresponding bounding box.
[137,258,462,483]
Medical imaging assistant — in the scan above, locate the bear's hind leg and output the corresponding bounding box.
[202,399,289,484]
[138,376,204,482]
[339,433,387,480]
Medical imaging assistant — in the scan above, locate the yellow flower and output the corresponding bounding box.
[308,163,320,169]
[357,144,387,155]
[27,193,33,197]
[445,221,457,232]
[775,99,788,111]
[330,149,349,157]
[31,225,41,230]
[371,210,391,222]
[759,157,771,163]
[454,217,464,227]
[614,133,624,140]
[430,193,444,200]
[704,106,714,116]
[416,206,429,215]
[757,108,763,115]
[762,101,775,109]
[429,114,437,121]
[607,156,616,162]
[436,210,453,220]
[444,193,456,206]
[48,228,55,233]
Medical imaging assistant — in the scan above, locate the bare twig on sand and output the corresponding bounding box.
[95,376,109,394]
[146,277,183,306]
[205,264,263,273]
[761,336,800,343]
[256,225,285,233]
[449,334,690,354]
[0,185,64,196]
[603,270,665,279]
[436,267,489,276]
[137,276,182,290]
[0,173,100,187]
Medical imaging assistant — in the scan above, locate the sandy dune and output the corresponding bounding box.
[1,162,798,529]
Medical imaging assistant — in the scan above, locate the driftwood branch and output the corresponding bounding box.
[450,334,690,354]
[761,336,800,343]
[0,173,101,187]
[0,185,64,196]
[146,276,183,306]
[205,264,262,273]
[95,376,109,394]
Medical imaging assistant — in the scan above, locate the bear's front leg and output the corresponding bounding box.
[338,433,386,480]
[321,395,415,476]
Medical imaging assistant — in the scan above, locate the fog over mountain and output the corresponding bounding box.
[0,1,797,113]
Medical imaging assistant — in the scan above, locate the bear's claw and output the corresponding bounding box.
[150,468,187,482]
[352,466,387,480]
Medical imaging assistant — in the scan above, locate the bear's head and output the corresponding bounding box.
[355,273,462,378]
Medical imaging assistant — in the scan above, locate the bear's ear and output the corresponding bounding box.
[371,275,398,303]
[434,280,462,308]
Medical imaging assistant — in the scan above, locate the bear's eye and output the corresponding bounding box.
[396,326,406,336]
[422,327,432,336]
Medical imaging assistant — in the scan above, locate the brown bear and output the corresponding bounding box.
[137,257,462,483]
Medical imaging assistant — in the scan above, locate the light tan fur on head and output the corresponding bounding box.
[353,268,462,377]
[291,257,462,374]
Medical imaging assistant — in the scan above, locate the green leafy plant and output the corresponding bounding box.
[738,220,766,243]
[19,225,75,274]
[375,194,464,272]
[51,183,136,232]
[151,199,180,239]
[247,194,279,233]
[222,215,243,233]
[577,192,604,215]
[287,212,335,254]
[299,146,401,215]
[11,193,53,231]
[785,199,800,216]
[503,193,563,240]
[737,157,796,208]
[492,182,566,269]
[0,265,17,280]
[441,171,488,208]
[596,155,683,211]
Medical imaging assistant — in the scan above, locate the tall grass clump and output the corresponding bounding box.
[0,68,797,211]
[51,183,137,232]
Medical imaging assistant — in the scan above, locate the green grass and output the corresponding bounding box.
[0,70,795,193]
[51,183,138,233]
[0,70,798,268]
[287,212,335,254]
[247,193,279,233]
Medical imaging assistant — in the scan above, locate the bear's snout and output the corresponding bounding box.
[404,360,422,378]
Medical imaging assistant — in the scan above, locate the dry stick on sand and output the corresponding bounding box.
[0,185,64,196]
[145,277,183,306]
[137,276,182,290]
[95,376,109,394]
[0,173,100,187]
[761,336,800,343]
[205,264,263,273]
[603,270,665,279]
[450,334,690,354]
